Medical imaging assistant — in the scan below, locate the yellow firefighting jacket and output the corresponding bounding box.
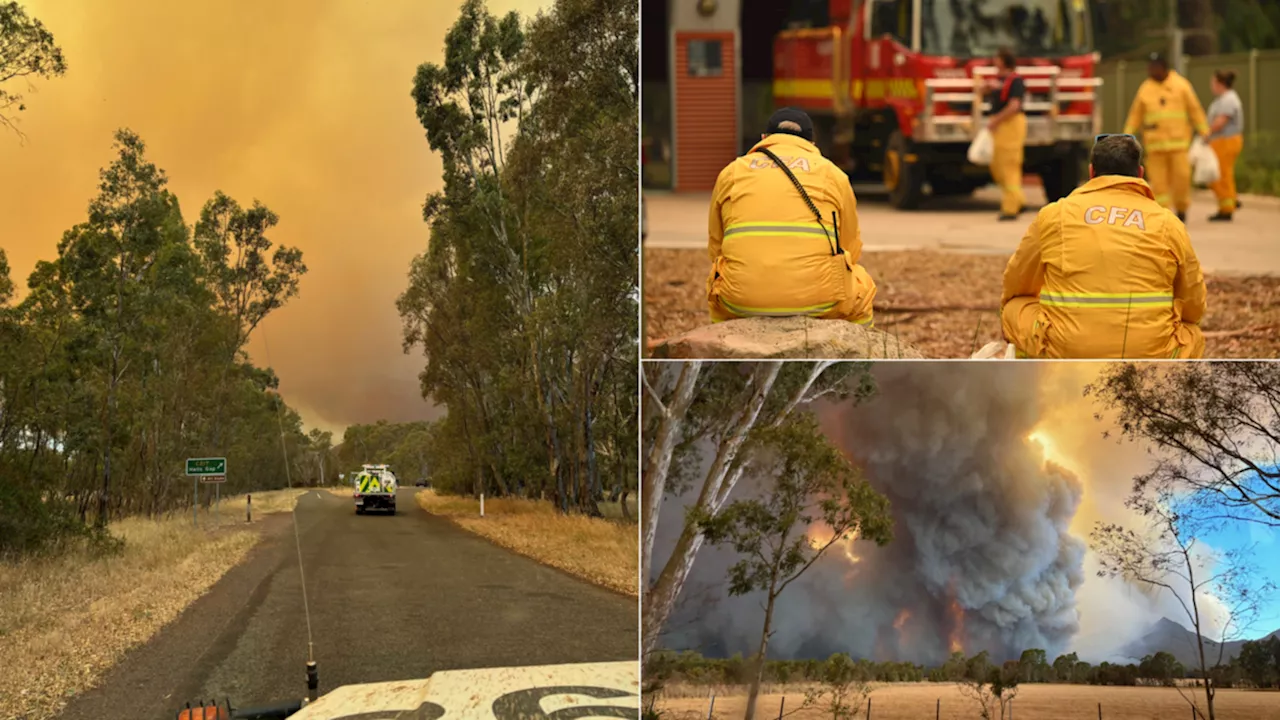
[708,133,862,318]
[1123,70,1210,153]
[1002,175,1207,358]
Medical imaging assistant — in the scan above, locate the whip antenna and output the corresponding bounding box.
[261,326,318,693]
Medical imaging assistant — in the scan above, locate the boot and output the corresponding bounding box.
[1208,212,1233,222]
[1176,211,1187,223]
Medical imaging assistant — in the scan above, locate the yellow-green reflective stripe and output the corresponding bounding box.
[1040,291,1173,308]
[1155,194,1172,204]
[1145,110,1188,122]
[724,223,828,238]
[721,299,838,317]
[853,314,873,326]
[1147,139,1190,152]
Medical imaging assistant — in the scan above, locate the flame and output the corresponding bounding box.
[893,609,911,631]
[947,590,966,654]
[1028,429,1082,476]
[807,525,862,565]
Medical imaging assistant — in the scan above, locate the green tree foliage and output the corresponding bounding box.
[1092,0,1280,58]
[0,130,312,554]
[1140,651,1187,686]
[0,1,66,136]
[335,420,434,484]
[957,661,1020,720]
[695,415,893,720]
[399,0,636,517]
[1237,636,1280,688]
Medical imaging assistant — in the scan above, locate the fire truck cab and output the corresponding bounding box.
[774,0,1103,209]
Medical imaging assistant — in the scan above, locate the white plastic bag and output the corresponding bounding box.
[971,341,1017,359]
[967,128,994,166]
[1190,137,1221,185]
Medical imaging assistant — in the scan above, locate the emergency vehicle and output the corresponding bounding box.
[773,0,1103,209]
[352,464,396,515]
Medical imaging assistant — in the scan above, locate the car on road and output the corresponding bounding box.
[352,464,397,515]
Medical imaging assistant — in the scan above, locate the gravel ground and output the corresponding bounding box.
[644,249,1280,359]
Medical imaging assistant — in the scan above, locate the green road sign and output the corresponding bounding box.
[187,457,227,476]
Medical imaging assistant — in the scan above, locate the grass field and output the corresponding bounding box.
[414,489,638,597]
[657,683,1280,720]
[0,488,307,720]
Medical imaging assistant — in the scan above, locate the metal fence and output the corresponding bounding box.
[1096,49,1280,145]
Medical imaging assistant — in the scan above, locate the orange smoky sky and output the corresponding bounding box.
[0,0,551,436]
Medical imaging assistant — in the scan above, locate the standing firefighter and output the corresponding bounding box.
[1123,53,1210,221]
[707,108,876,326]
[987,47,1028,221]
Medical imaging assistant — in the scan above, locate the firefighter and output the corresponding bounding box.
[986,47,1027,221]
[1000,134,1207,359]
[706,107,875,326]
[1122,53,1210,221]
[1206,69,1245,221]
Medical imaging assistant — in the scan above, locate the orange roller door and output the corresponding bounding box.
[674,31,737,192]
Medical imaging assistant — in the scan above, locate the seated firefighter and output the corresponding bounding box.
[707,108,876,326]
[1001,134,1207,359]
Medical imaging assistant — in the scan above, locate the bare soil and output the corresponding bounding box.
[644,249,1280,359]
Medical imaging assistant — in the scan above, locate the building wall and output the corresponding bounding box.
[669,0,740,31]
[669,0,745,191]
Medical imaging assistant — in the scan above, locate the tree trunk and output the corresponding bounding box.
[584,370,601,516]
[644,362,780,658]
[641,362,702,589]
[1181,0,1217,55]
[98,348,119,529]
[744,586,778,720]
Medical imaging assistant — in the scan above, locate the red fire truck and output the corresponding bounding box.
[774,0,1103,209]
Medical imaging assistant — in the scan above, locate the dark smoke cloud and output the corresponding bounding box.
[657,364,1089,666]
[0,0,546,434]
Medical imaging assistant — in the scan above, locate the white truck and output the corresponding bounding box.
[352,464,397,515]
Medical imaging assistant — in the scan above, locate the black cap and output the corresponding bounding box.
[1148,52,1168,66]
[766,107,814,142]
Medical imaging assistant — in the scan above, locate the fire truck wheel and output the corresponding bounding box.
[883,130,924,210]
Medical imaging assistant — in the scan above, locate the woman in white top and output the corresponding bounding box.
[1205,69,1245,221]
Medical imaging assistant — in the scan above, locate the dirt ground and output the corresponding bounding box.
[644,248,1280,359]
[657,683,1280,720]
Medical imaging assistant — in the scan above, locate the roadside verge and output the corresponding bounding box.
[0,488,307,720]
[414,489,638,598]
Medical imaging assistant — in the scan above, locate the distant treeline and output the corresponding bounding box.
[0,131,316,555]
[648,639,1280,690]
[335,419,636,518]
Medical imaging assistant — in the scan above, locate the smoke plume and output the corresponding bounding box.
[0,0,546,433]
[656,363,1195,666]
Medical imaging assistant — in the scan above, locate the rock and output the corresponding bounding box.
[651,317,927,359]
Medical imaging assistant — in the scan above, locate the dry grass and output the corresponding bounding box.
[323,486,353,499]
[414,490,638,597]
[0,488,306,720]
[644,248,1280,358]
[656,683,1280,720]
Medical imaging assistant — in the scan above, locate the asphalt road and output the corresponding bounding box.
[56,489,637,720]
[644,185,1280,276]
